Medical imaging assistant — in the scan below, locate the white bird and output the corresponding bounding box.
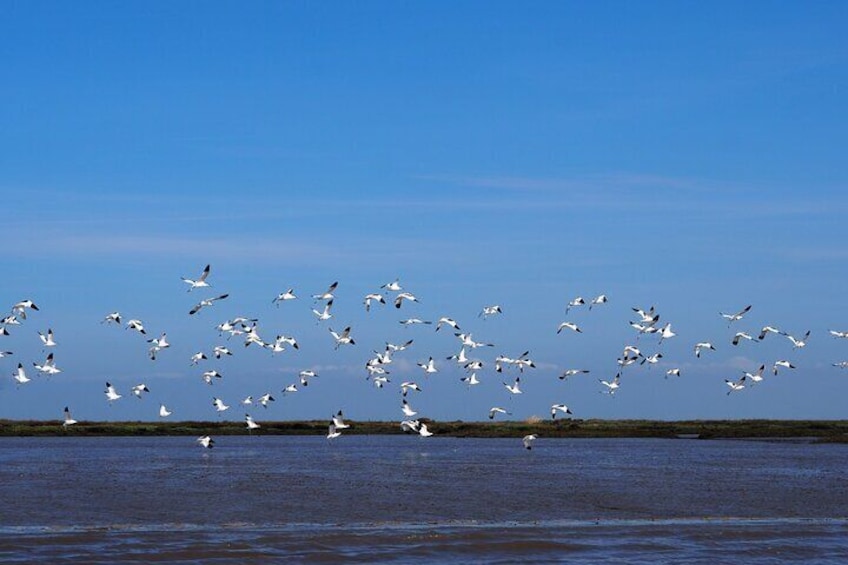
[418,422,434,437]
[327,423,342,440]
[283,384,298,395]
[758,326,782,340]
[461,373,481,387]
[557,321,582,334]
[829,330,848,339]
[773,360,796,375]
[381,278,403,292]
[312,300,334,322]
[447,346,469,364]
[401,399,418,417]
[258,393,275,408]
[833,361,848,369]
[435,317,460,332]
[455,333,494,349]
[213,345,233,359]
[744,364,766,385]
[488,406,511,420]
[479,305,502,319]
[363,293,386,312]
[131,384,150,398]
[102,311,122,325]
[329,326,355,349]
[725,375,746,395]
[400,419,420,433]
[312,281,338,302]
[332,410,350,430]
[720,304,752,325]
[272,288,297,306]
[242,395,254,406]
[641,352,663,366]
[399,318,432,326]
[196,435,214,449]
[386,339,414,352]
[298,371,317,387]
[694,342,716,358]
[394,292,419,309]
[566,297,585,314]
[658,323,676,344]
[632,306,659,325]
[190,352,208,365]
[13,299,39,314]
[418,357,438,375]
[212,397,229,412]
[104,382,122,403]
[666,368,682,378]
[502,377,522,395]
[245,414,261,430]
[189,294,229,316]
[522,434,537,450]
[551,404,573,420]
[14,363,31,384]
[62,406,78,427]
[126,319,147,335]
[732,332,757,346]
[599,374,621,394]
[785,330,811,349]
[202,370,223,384]
[372,375,390,388]
[159,404,172,418]
[400,381,422,396]
[559,369,589,380]
[182,264,211,292]
[589,294,608,310]
[38,328,56,347]
[33,353,61,376]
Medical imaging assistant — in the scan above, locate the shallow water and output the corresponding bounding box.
[0,436,846,563]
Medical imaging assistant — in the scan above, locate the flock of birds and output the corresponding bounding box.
[3,264,846,451]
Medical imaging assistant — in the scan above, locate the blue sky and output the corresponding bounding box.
[2,2,847,423]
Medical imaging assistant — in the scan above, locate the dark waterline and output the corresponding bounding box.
[1,436,846,563]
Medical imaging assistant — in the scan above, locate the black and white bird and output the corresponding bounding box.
[312,281,338,302]
[694,342,716,358]
[182,264,211,292]
[551,404,573,420]
[522,434,537,450]
[189,294,229,316]
[272,289,297,306]
[488,406,511,420]
[63,406,78,427]
[720,304,752,325]
[196,435,214,449]
[104,382,122,403]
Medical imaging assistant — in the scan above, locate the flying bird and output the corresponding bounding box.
[720,304,752,325]
[363,293,386,312]
[312,281,338,302]
[479,305,502,319]
[62,406,78,427]
[189,294,229,315]
[182,264,211,292]
[694,342,716,358]
[272,289,297,306]
[559,369,590,380]
[488,406,511,420]
[522,434,537,450]
[394,292,419,309]
[557,322,582,334]
[551,404,573,420]
[38,329,56,348]
[104,382,122,403]
[196,435,214,449]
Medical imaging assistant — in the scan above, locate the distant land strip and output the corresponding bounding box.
[2,419,848,441]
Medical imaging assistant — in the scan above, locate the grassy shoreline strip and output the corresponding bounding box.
[1,419,848,441]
